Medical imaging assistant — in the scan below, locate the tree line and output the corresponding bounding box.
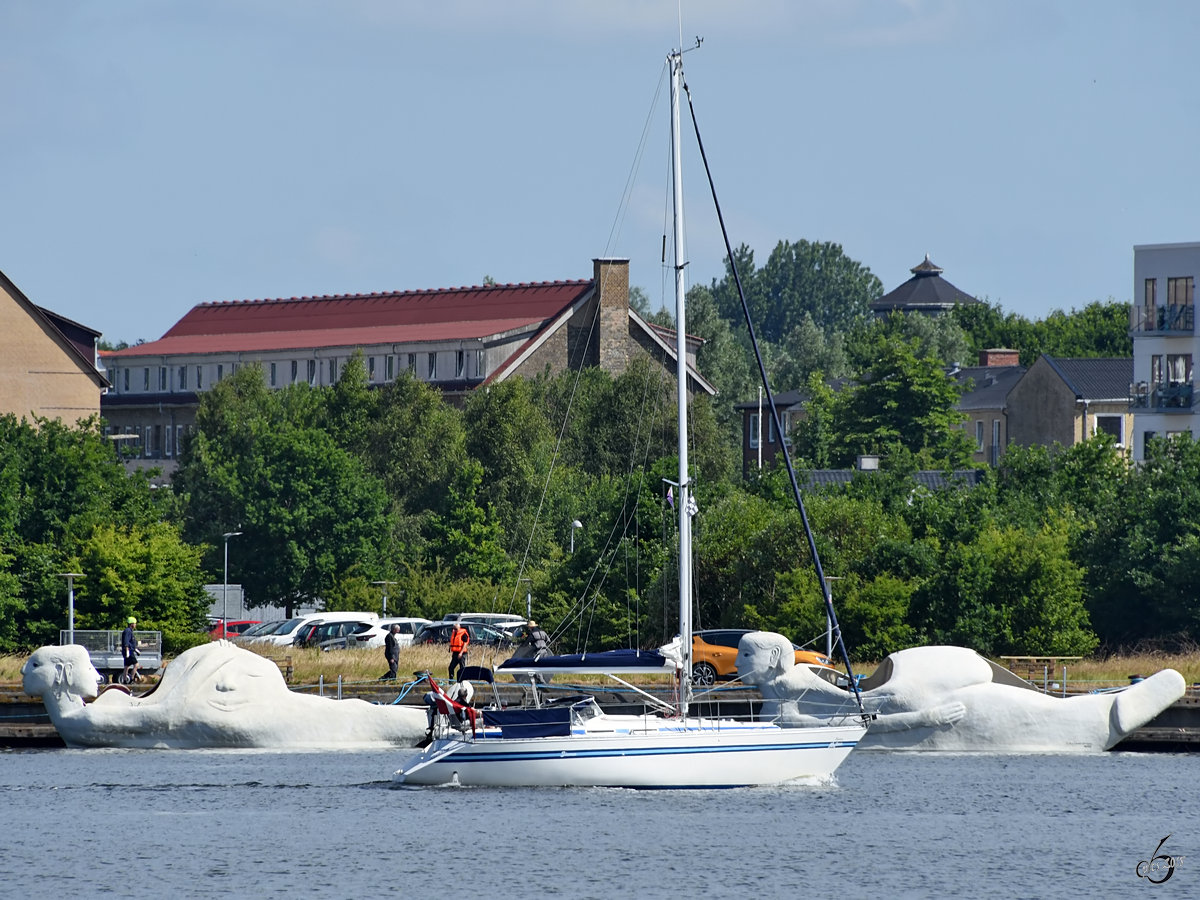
[5,239,1178,662]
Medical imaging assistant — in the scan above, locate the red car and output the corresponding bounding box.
[209,619,262,640]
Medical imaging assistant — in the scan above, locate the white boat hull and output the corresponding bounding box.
[394,717,864,788]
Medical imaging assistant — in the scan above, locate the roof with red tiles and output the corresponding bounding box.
[105,280,594,358]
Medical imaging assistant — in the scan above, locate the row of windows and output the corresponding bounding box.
[1143,276,1195,306]
[746,411,791,449]
[105,425,191,459]
[110,350,485,395]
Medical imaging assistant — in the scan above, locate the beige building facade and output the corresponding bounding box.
[0,269,107,423]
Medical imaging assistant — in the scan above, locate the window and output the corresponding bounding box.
[123,369,129,392]
[270,362,277,386]
[369,356,376,381]
[1167,354,1193,384]
[975,421,984,451]
[408,353,416,372]
[165,425,173,458]
[329,358,336,383]
[307,359,317,385]
[178,366,187,390]
[175,425,184,456]
[428,352,437,380]
[196,366,203,390]
[291,360,299,383]
[216,364,223,382]
[158,367,167,391]
[386,355,394,381]
[767,413,776,444]
[1145,278,1156,307]
[143,368,150,391]
[143,426,153,456]
[1167,276,1194,306]
[748,413,760,449]
[1094,415,1124,446]
[456,350,465,378]
[476,349,484,378]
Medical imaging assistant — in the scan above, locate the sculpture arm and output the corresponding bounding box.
[869,701,966,733]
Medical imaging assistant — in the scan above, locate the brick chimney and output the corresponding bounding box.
[594,258,630,375]
[978,348,1020,366]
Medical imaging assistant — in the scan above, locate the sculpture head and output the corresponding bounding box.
[735,631,795,684]
[22,645,103,702]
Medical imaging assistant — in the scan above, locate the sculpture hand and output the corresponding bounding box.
[932,701,966,727]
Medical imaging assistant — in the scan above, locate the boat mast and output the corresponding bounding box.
[669,48,693,714]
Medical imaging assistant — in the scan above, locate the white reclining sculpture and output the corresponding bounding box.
[22,640,426,749]
[735,633,1186,752]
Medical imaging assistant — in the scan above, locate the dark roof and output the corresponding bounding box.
[733,379,855,411]
[105,280,594,358]
[952,364,1026,411]
[803,469,984,490]
[870,255,979,314]
[1042,356,1132,401]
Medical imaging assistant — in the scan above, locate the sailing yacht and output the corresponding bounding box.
[392,48,867,789]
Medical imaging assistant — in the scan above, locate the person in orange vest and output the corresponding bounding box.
[448,622,470,682]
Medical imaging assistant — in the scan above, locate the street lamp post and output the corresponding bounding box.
[372,580,398,616]
[570,519,582,554]
[57,573,84,644]
[222,531,243,632]
[519,577,532,620]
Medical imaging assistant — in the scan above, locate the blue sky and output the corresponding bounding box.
[3,1,1198,344]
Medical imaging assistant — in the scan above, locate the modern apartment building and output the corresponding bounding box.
[1129,242,1198,461]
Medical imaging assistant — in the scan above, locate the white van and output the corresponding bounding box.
[254,611,379,648]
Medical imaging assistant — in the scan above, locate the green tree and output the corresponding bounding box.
[910,517,1096,656]
[710,240,882,341]
[836,338,975,468]
[428,459,514,581]
[1081,435,1200,647]
[771,313,849,389]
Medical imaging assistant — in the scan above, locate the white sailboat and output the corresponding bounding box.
[392,48,867,789]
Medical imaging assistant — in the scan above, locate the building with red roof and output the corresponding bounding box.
[100,257,712,468]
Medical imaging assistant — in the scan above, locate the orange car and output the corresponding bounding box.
[689,629,835,685]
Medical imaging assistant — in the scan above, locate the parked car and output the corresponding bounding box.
[686,629,836,686]
[443,612,529,631]
[294,618,378,650]
[208,619,262,640]
[413,622,515,647]
[236,620,288,643]
[348,617,433,650]
[255,611,379,648]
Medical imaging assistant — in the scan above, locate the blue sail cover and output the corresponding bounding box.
[497,648,676,676]
[482,705,573,738]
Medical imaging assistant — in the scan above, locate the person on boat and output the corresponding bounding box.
[380,623,401,681]
[448,622,470,682]
[121,617,140,683]
[421,678,475,742]
[514,620,550,660]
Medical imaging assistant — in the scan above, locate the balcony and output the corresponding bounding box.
[1130,304,1195,334]
[1130,381,1194,410]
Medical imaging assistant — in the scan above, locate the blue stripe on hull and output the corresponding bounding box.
[424,740,857,765]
